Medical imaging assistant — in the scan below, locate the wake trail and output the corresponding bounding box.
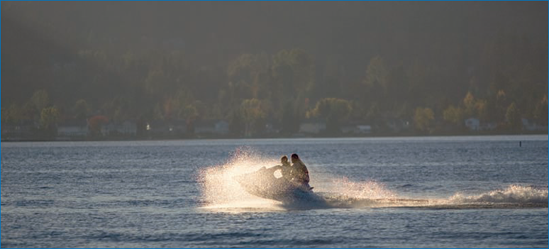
[318,184,548,209]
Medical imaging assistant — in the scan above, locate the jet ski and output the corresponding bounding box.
[233,166,315,202]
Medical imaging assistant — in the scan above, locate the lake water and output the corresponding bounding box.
[1,135,548,248]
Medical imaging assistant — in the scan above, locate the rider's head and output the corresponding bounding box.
[291,153,299,163]
[281,155,289,164]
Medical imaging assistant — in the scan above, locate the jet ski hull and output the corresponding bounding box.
[234,166,313,202]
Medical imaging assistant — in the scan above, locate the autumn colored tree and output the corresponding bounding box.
[363,56,390,88]
[227,53,270,101]
[72,99,90,120]
[443,105,464,126]
[505,102,522,131]
[463,92,476,117]
[414,107,434,133]
[1,104,23,125]
[533,95,548,126]
[39,106,60,137]
[182,103,198,121]
[88,115,109,137]
[31,90,50,114]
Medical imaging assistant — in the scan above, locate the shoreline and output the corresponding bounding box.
[2,131,547,143]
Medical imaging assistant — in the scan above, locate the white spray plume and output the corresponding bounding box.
[199,148,281,209]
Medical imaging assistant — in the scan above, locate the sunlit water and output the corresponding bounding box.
[1,135,547,247]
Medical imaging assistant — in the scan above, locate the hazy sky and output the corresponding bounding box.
[2,2,547,106]
[4,2,546,61]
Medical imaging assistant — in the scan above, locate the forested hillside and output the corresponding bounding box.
[2,2,547,138]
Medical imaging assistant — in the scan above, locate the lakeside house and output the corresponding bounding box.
[465,118,480,131]
[299,119,326,134]
[2,115,547,141]
[464,117,499,131]
[101,121,137,136]
[341,123,372,134]
[1,120,36,140]
[522,118,547,132]
[57,119,88,139]
[386,118,410,133]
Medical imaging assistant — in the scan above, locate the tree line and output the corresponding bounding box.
[2,32,547,138]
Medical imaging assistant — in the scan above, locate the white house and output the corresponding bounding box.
[57,119,88,138]
[341,125,358,134]
[357,125,372,134]
[464,118,480,131]
[299,120,326,134]
[386,119,410,133]
[2,120,36,140]
[101,121,137,136]
[101,123,117,136]
[522,118,547,131]
[341,124,372,134]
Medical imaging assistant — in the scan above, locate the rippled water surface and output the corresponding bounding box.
[2,135,548,247]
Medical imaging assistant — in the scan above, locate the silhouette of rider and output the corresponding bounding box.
[290,153,311,190]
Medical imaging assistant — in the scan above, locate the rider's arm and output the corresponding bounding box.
[268,165,282,174]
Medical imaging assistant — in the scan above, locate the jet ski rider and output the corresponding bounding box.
[290,153,312,190]
[279,155,293,181]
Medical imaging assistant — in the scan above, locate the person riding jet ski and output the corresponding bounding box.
[279,155,293,181]
[233,153,314,201]
[290,153,312,191]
